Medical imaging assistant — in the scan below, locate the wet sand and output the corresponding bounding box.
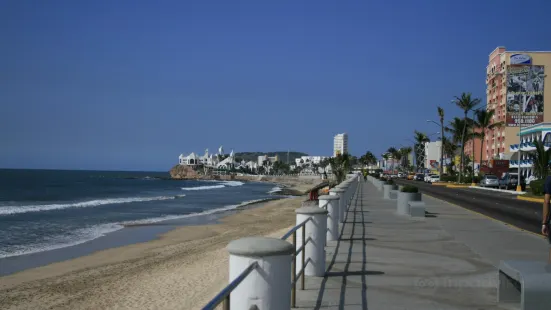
[0,196,306,310]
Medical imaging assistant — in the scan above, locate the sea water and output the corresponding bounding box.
[0,169,279,260]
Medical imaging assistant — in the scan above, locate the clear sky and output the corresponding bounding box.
[2,0,551,171]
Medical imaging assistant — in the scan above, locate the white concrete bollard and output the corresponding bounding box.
[329,187,347,223]
[295,206,328,277]
[318,195,340,241]
[227,237,294,310]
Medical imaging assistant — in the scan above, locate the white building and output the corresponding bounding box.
[295,156,329,167]
[178,147,226,167]
[508,122,551,180]
[333,133,348,157]
[424,141,442,171]
[257,155,279,166]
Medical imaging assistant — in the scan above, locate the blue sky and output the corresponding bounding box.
[2,0,551,171]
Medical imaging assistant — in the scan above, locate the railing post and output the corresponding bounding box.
[329,187,346,224]
[291,232,297,308]
[318,195,340,241]
[296,206,328,277]
[227,237,294,310]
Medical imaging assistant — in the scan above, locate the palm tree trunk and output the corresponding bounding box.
[479,133,485,176]
[440,124,444,175]
[459,111,468,183]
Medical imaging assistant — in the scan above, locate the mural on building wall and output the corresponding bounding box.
[506,65,545,127]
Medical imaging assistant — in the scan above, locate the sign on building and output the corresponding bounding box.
[506,65,545,127]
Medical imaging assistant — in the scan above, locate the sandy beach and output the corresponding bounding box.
[0,193,310,310]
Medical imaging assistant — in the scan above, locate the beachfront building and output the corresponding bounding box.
[464,47,551,164]
[424,141,442,173]
[179,146,234,168]
[333,133,348,157]
[295,156,329,167]
[257,154,279,166]
[508,122,551,180]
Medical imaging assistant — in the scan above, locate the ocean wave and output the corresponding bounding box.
[0,195,179,216]
[180,181,244,191]
[0,223,124,259]
[123,198,274,226]
[268,186,282,194]
[181,185,226,191]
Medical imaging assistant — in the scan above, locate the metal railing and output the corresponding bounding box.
[202,216,314,309]
[202,261,259,310]
[280,217,311,308]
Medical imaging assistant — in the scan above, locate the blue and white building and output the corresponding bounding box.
[508,122,551,180]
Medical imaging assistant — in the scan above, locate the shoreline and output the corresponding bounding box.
[0,195,307,310]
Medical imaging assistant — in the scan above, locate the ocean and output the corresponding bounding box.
[0,169,281,262]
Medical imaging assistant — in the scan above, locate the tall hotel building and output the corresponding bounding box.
[333,133,348,157]
[464,47,551,163]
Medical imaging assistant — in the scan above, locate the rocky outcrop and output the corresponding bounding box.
[169,165,236,180]
[169,165,199,179]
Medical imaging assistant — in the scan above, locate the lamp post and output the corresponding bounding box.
[427,120,444,176]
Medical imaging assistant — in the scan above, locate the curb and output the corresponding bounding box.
[431,183,448,186]
[467,186,526,195]
[517,196,544,203]
[446,185,470,188]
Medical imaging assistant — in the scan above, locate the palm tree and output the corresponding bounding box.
[441,136,458,173]
[438,106,445,175]
[413,131,430,171]
[473,109,504,175]
[387,147,398,173]
[452,92,481,182]
[328,153,351,183]
[400,147,412,171]
[530,140,551,179]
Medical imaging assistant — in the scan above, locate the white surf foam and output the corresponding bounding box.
[0,195,179,216]
[268,186,282,194]
[0,223,124,259]
[180,185,226,191]
[180,181,244,191]
[122,198,273,226]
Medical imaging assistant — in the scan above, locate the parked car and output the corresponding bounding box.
[479,174,499,188]
[407,173,415,180]
[498,173,526,191]
[415,173,424,181]
[429,175,440,183]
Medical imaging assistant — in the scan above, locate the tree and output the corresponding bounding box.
[530,140,551,179]
[452,92,481,182]
[473,109,504,175]
[438,106,445,176]
[400,147,412,171]
[414,131,430,170]
[387,147,398,173]
[328,153,351,183]
[319,158,330,173]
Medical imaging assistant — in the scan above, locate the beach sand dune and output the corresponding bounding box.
[0,197,306,310]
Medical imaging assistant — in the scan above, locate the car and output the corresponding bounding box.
[414,173,424,181]
[479,174,499,188]
[429,175,440,183]
[498,173,526,191]
[407,173,415,180]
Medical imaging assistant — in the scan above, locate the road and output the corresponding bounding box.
[395,179,543,235]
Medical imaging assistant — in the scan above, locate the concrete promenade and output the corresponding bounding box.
[293,180,549,309]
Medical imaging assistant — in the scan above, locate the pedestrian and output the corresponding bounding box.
[542,175,551,261]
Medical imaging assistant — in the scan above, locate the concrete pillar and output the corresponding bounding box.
[329,187,346,223]
[295,206,328,277]
[318,195,340,241]
[227,237,294,310]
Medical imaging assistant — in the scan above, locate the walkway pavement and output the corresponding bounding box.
[293,180,548,310]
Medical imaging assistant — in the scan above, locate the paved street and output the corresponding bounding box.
[396,179,542,235]
[293,180,548,309]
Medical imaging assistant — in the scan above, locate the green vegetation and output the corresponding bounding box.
[328,153,351,183]
[530,179,545,196]
[400,185,419,193]
[234,151,308,163]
